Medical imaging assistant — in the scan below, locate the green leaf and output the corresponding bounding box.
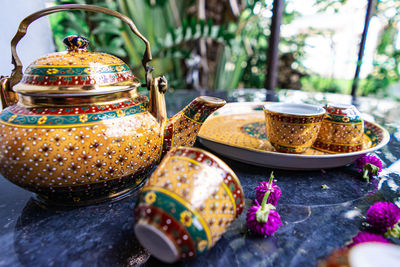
[217,25,226,38]
[200,19,205,36]
[182,19,188,39]
[92,22,122,35]
[168,26,177,43]
[207,18,213,36]
[189,17,197,36]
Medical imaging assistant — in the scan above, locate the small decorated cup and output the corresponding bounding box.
[134,147,244,263]
[313,103,364,153]
[263,103,326,153]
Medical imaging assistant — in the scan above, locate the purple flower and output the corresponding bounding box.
[355,155,383,182]
[255,172,281,206]
[366,202,400,238]
[347,232,390,248]
[246,191,282,236]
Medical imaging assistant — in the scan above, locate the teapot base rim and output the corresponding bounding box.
[29,174,148,208]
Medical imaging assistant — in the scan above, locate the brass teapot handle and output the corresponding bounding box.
[9,4,153,88]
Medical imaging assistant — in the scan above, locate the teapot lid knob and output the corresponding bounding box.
[63,35,89,51]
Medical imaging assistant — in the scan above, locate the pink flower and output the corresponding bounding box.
[255,172,281,206]
[347,232,390,248]
[246,191,282,236]
[355,155,383,182]
[366,202,400,238]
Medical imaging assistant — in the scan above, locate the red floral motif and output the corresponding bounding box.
[21,72,134,87]
[7,96,147,116]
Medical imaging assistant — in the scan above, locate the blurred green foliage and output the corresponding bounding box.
[309,0,400,97]
[50,0,236,89]
[362,0,400,97]
[49,0,400,98]
[50,0,308,91]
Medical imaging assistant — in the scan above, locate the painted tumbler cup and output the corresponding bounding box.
[263,103,326,153]
[134,147,244,263]
[313,103,364,153]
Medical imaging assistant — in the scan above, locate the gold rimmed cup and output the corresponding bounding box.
[263,103,326,154]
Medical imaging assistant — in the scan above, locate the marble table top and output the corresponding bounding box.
[0,89,399,267]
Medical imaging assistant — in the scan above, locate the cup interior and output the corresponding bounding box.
[326,103,355,109]
[264,103,325,116]
[135,222,179,263]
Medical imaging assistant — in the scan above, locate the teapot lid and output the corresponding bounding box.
[13,35,141,96]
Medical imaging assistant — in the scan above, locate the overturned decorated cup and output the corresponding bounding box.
[313,103,364,153]
[134,147,244,263]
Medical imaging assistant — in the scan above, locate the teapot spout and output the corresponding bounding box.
[162,96,226,154]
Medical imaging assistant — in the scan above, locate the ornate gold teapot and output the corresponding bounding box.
[0,5,225,205]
